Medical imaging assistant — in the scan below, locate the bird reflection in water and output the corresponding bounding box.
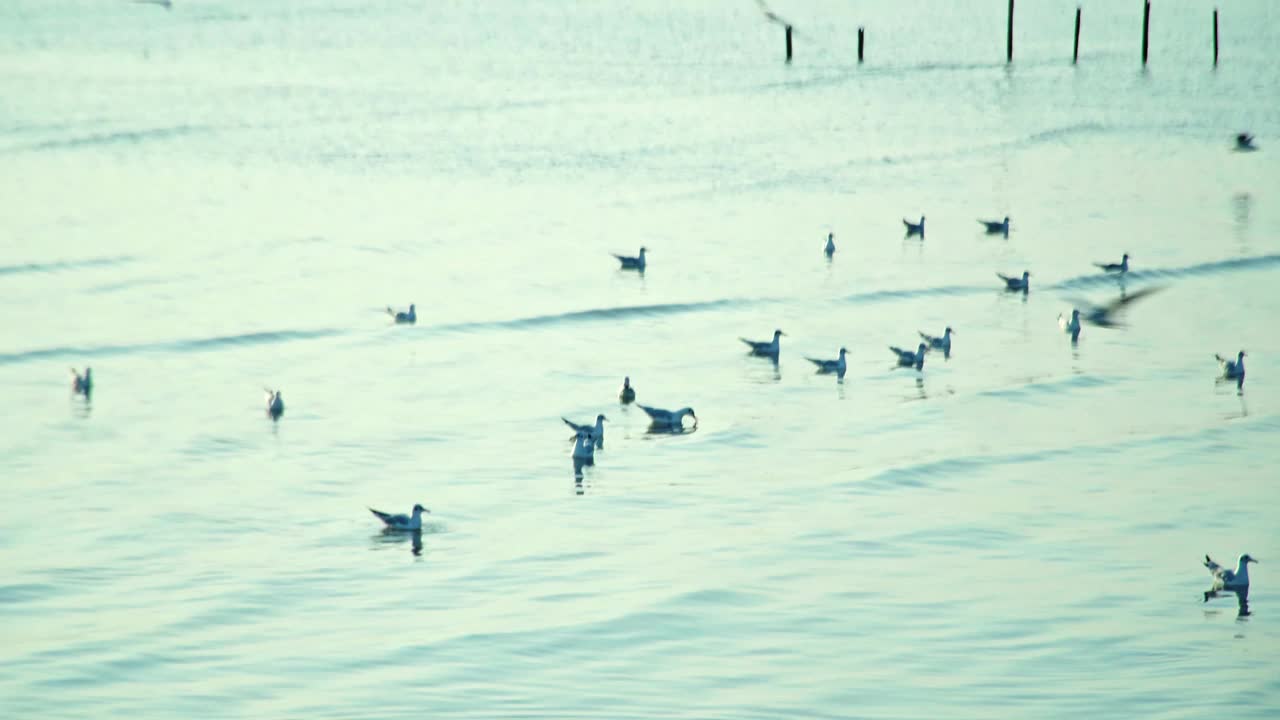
[1204,588,1251,619]
[372,528,424,557]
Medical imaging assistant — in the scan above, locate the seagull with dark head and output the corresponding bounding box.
[997,270,1031,293]
[619,377,636,403]
[740,329,785,358]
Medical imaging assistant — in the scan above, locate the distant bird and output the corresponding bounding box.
[1094,253,1130,274]
[740,329,785,357]
[562,413,607,450]
[369,504,429,531]
[70,367,92,396]
[264,388,285,420]
[1203,553,1257,601]
[386,303,416,324]
[619,376,636,403]
[1058,309,1082,342]
[997,270,1031,292]
[1069,286,1163,328]
[1235,133,1257,151]
[823,232,836,257]
[806,347,848,377]
[637,404,697,429]
[889,342,928,370]
[918,327,954,356]
[978,217,1009,236]
[903,216,925,238]
[613,247,647,271]
[1216,350,1246,380]
[131,0,172,8]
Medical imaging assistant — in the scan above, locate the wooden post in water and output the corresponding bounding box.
[858,26,865,63]
[785,25,793,63]
[1006,0,1015,62]
[1208,9,1218,65]
[1073,7,1082,64]
[1142,1,1151,65]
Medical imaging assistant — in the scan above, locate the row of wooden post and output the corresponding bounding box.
[783,4,1222,67]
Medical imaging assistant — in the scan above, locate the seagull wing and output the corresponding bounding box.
[562,417,585,432]
[370,508,398,524]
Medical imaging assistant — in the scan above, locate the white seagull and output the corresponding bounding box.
[978,217,1009,236]
[997,270,1031,292]
[70,367,93,396]
[918,327,954,356]
[1094,253,1130,274]
[806,347,848,377]
[386,303,416,324]
[903,216,925,238]
[889,342,928,370]
[264,388,285,419]
[619,376,636,403]
[613,247,647,271]
[824,232,836,257]
[637,404,697,429]
[571,427,596,460]
[741,329,785,357]
[562,413,607,449]
[1059,309,1082,342]
[1216,350,1246,380]
[369,504,429,531]
[1235,133,1257,152]
[1203,553,1257,601]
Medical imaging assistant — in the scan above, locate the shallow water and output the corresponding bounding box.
[3,1,1279,717]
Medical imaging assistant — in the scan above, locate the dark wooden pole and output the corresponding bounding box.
[1007,0,1015,62]
[1142,1,1151,65]
[785,25,793,63]
[1073,7,1081,64]
[858,26,865,63]
[1208,9,1218,65]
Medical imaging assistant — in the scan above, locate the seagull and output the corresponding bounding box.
[997,270,1031,292]
[562,413,607,449]
[264,388,285,420]
[824,232,836,257]
[1068,286,1163,329]
[918,327,954,356]
[369,504,429,531]
[1203,553,1257,601]
[619,377,636,403]
[1235,133,1257,151]
[571,427,596,460]
[1216,350,1246,380]
[903,216,925,238]
[740,329,785,357]
[1058,309,1082,342]
[889,342,928,370]
[386,303,416,324]
[613,247,647,271]
[806,347,848,377]
[637,404,696,429]
[1094,253,1130,274]
[978,217,1009,236]
[70,367,92,396]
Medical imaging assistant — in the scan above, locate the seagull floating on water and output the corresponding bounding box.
[741,329,785,357]
[889,342,928,370]
[978,217,1009,236]
[1059,309,1082,342]
[1216,350,1246,380]
[562,413,606,449]
[369,504,429,531]
[637,404,696,429]
[918,327,954,356]
[903,216,925,238]
[386,303,416,324]
[997,271,1031,293]
[824,233,836,257]
[1203,553,1257,601]
[1095,253,1130,274]
[619,377,636,403]
[806,347,848,377]
[70,367,92,396]
[264,388,285,420]
[1235,133,1257,152]
[571,427,596,461]
[613,247,647,271]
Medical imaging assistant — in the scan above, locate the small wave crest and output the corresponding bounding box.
[0,255,135,277]
[0,328,343,366]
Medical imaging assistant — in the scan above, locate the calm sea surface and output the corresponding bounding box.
[3,1,1279,718]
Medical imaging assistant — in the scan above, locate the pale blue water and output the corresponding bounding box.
[3,1,1279,718]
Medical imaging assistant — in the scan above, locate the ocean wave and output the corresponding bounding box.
[0,328,343,366]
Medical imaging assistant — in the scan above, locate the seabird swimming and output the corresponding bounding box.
[619,377,636,403]
[1059,309,1082,342]
[562,413,607,449]
[1235,133,1257,151]
[386,303,416,324]
[264,388,285,420]
[889,342,928,370]
[1094,253,1130,274]
[1216,350,1246,380]
[824,233,836,257]
[369,504,429,531]
[571,427,596,461]
[613,247,647,271]
[740,329,785,357]
[918,327,954,356]
[637,404,696,429]
[978,217,1009,236]
[70,367,92,396]
[1203,553,1257,601]
[997,270,1031,292]
[903,216,925,238]
[806,347,847,377]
